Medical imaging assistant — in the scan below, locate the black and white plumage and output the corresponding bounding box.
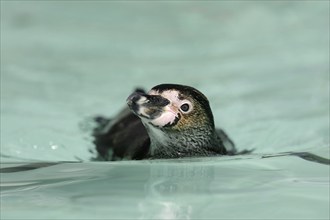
[92,84,238,161]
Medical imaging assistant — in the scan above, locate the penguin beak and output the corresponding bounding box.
[127,92,170,119]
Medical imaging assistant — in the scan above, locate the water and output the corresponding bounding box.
[1,2,329,219]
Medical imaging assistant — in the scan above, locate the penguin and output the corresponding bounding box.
[92,84,239,161]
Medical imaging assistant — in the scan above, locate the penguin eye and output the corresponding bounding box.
[180,103,190,112]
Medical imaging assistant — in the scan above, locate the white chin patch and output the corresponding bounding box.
[137,106,153,119]
[149,107,177,127]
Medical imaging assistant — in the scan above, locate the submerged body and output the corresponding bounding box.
[93,84,238,161]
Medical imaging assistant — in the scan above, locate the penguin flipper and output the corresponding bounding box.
[92,108,150,161]
[92,88,150,161]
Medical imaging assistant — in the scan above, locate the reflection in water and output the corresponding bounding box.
[139,163,215,219]
[1,156,328,219]
[0,162,62,173]
[265,152,330,165]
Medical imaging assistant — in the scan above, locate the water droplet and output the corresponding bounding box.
[51,145,58,150]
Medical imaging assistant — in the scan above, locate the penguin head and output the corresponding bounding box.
[127,84,215,133]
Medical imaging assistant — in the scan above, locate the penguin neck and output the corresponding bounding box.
[147,125,221,159]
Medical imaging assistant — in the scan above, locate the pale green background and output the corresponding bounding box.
[1,1,329,219]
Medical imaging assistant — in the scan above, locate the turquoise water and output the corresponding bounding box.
[1,2,329,219]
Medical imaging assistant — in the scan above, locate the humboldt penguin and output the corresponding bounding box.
[92,84,238,161]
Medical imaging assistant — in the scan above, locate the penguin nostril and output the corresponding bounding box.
[126,92,143,105]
